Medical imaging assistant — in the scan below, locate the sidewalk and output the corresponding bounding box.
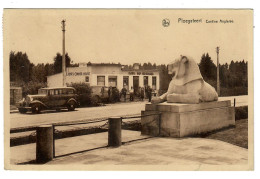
[10,130,248,165]
[10,130,148,164]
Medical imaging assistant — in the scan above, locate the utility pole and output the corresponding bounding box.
[61,20,66,87]
[216,46,220,96]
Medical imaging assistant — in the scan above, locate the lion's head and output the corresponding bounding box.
[167,56,203,85]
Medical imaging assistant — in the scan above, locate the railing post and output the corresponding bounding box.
[36,125,54,163]
[158,113,162,136]
[53,125,55,158]
[108,117,122,147]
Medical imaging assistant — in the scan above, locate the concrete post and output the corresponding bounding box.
[216,46,220,96]
[36,125,54,163]
[108,117,122,147]
[61,20,66,87]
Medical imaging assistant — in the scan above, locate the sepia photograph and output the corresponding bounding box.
[3,9,253,170]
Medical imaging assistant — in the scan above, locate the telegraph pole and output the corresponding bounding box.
[61,20,66,87]
[216,46,220,96]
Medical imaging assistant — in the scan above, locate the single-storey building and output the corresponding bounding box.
[47,63,160,93]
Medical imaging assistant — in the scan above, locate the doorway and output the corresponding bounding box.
[133,76,139,95]
[123,76,129,90]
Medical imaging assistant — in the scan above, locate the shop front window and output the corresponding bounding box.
[85,76,89,83]
[97,76,105,86]
[108,76,117,87]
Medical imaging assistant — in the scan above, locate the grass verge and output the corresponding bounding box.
[203,119,248,149]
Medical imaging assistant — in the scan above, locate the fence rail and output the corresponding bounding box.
[35,113,161,163]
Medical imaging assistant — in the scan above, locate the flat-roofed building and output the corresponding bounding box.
[47,63,160,93]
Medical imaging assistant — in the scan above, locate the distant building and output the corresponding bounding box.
[10,84,22,105]
[47,63,160,93]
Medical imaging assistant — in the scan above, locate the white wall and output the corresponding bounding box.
[47,66,160,91]
[66,75,85,84]
[47,73,63,87]
[129,76,133,89]
[117,74,124,90]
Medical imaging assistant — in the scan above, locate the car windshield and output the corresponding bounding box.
[38,89,47,95]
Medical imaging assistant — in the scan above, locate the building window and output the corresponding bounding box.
[49,90,54,95]
[85,76,89,82]
[123,76,129,90]
[108,76,117,87]
[54,89,59,95]
[152,76,156,90]
[143,76,148,87]
[97,76,105,86]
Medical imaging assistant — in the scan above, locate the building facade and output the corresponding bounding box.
[47,63,160,93]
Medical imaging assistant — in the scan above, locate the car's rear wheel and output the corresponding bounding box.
[19,108,27,114]
[67,101,76,111]
[31,104,41,114]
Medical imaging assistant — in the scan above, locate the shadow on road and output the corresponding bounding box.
[19,109,79,115]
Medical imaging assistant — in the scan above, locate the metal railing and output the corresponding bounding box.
[35,113,161,163]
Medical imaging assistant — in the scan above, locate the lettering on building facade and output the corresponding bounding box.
[128,71,154,75]
[67,72,90,76]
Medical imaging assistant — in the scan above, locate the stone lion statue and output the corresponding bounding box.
[151,55,218,104]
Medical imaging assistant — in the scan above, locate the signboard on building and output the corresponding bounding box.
[128,71,154,75]
[67,72,90,76]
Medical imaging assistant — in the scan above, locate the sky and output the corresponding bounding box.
[3,9,253,65]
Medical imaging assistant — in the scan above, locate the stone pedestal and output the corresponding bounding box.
[141,100,235,137]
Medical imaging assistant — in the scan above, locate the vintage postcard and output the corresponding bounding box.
[3,9,253,170]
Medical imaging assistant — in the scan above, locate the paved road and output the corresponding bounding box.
[10,101,146,129]
[219,95,248,107]
[10,95,248,129]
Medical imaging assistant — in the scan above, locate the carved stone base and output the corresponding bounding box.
[141,100,235,137]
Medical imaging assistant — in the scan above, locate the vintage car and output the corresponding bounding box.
[16,87,79,114]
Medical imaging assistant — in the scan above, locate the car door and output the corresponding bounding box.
[48,89,58,107]
[45,89,55,107]
[54,89,68,106]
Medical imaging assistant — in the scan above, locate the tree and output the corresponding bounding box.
[31,63,45,82]
[147,62,153,69]
[53,52,71,74]
[199,53,216,81]
[143,63,148,70]
[219,63,229,88]
[9,51,32,83]
[158,64,171,92]
[153,63,157,69]
[44,63,55,81]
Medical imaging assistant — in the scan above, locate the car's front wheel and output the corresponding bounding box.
[31,104,41,114]
[67,101,76,111]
